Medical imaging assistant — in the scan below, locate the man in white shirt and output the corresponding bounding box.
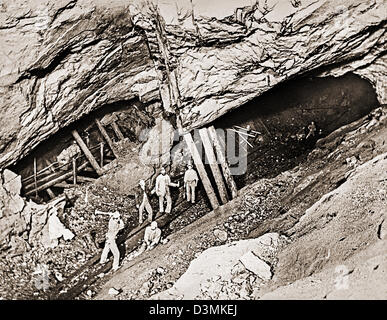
[97,210,124,271]
[155,167,179,214]
[144,221,162,250]
[184,163,199,203]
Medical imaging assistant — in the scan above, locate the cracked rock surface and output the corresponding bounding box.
[0,0,386,169]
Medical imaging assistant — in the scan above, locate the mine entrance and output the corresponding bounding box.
[10,99,154,203]
[211,72,379,188]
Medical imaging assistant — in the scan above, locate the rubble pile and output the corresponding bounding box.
[112,107,386,301]
[0,168,141,299]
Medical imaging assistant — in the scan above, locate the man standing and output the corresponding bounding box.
[135,179,153,225]
[155,167,179,215]
[184,163,199,204]
[306,121,317,139]
[96,210,124,271]
[144,221,162,250]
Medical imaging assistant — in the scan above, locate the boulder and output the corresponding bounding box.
[213,229,228,242]
[239,251,272,281]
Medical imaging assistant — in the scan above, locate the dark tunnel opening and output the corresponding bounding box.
[9,98,155,203]
[210,72,379,189]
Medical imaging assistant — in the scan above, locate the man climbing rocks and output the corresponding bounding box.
[144,221,161,250]
[135,179,153,224]
[306,121,317,139]
[184,163,199,204]
[57,140,80,170]
[154,167,179,215]
[96,210,124,271]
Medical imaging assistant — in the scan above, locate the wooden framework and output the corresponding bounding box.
[199,128,229,204]
[183,133,219,210]
[208,126,238,199]
[184,127,239,209]
[23,118,126,199]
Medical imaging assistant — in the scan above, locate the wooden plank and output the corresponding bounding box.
[257,118,271,136]
[229,128,256,138]
[33,157,38,197]
[95,119,119,158]
[199,128,229,204]
[71,130,103,175]
[72,158,77,185]
[54,183,75,188]
[25,162,89,196]
[183,133,219,210]
[208,126,238,199]
[100,142,104,168]
[111,121,124,140]
[76,176,97,183]
[46,188,56,199]
[238,132,253,148]
[234,125,261,135]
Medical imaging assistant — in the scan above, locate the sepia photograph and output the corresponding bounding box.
[0,0,386,312]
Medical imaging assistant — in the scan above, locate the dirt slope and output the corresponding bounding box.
[95,107,386,300]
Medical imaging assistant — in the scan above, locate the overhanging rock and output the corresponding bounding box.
[0,0,385,169]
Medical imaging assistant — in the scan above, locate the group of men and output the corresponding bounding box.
[97,163,200,271]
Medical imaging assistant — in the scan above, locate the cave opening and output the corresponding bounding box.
[210,72,379,189]
[10,98,155,203]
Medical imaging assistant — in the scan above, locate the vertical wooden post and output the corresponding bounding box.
[100,142,104,167]
[111,121,124,140]
[183,133,219,210]
[208,126,238,199]
[199,128,229,204]
[95,119,119,158]
[33,157,38,198]
[71,130,103,176]
[72,158,77,185]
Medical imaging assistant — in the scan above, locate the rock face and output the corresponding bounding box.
[0,0,386,168]
[0,168,70,250]
[152,233,287,300]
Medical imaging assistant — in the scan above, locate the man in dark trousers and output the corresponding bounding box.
[96,210,124,271]
[135,179,153,225]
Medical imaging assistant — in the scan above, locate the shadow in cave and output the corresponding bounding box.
[9,98,153,202]
[211,72,379,189]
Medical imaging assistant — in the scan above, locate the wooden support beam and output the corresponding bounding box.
[25,162,89,196]
[111,121,124,140]
[208,126,238,199]
[72,158,77,185]
[229,128,256,138]
[46,188,56,199]
[238,132,253,148]
[183,133,219,210]
[100,142,104,168]
[76,176,97,183]
[257,118,271,136]
[95,119,119,158]
[199,128,228,204]
[54,183,75,189]
[33,157,38,198]
[71,130,103,176]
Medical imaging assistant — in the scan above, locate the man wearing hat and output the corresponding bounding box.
[96,210,124,271]
[144,221,162,250]
[135,179,153,225]
[184,162,199,203]
[154,167,179,215]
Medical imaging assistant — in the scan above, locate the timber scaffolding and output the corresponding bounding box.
[22,118,126,200]
[48,125,259,300]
